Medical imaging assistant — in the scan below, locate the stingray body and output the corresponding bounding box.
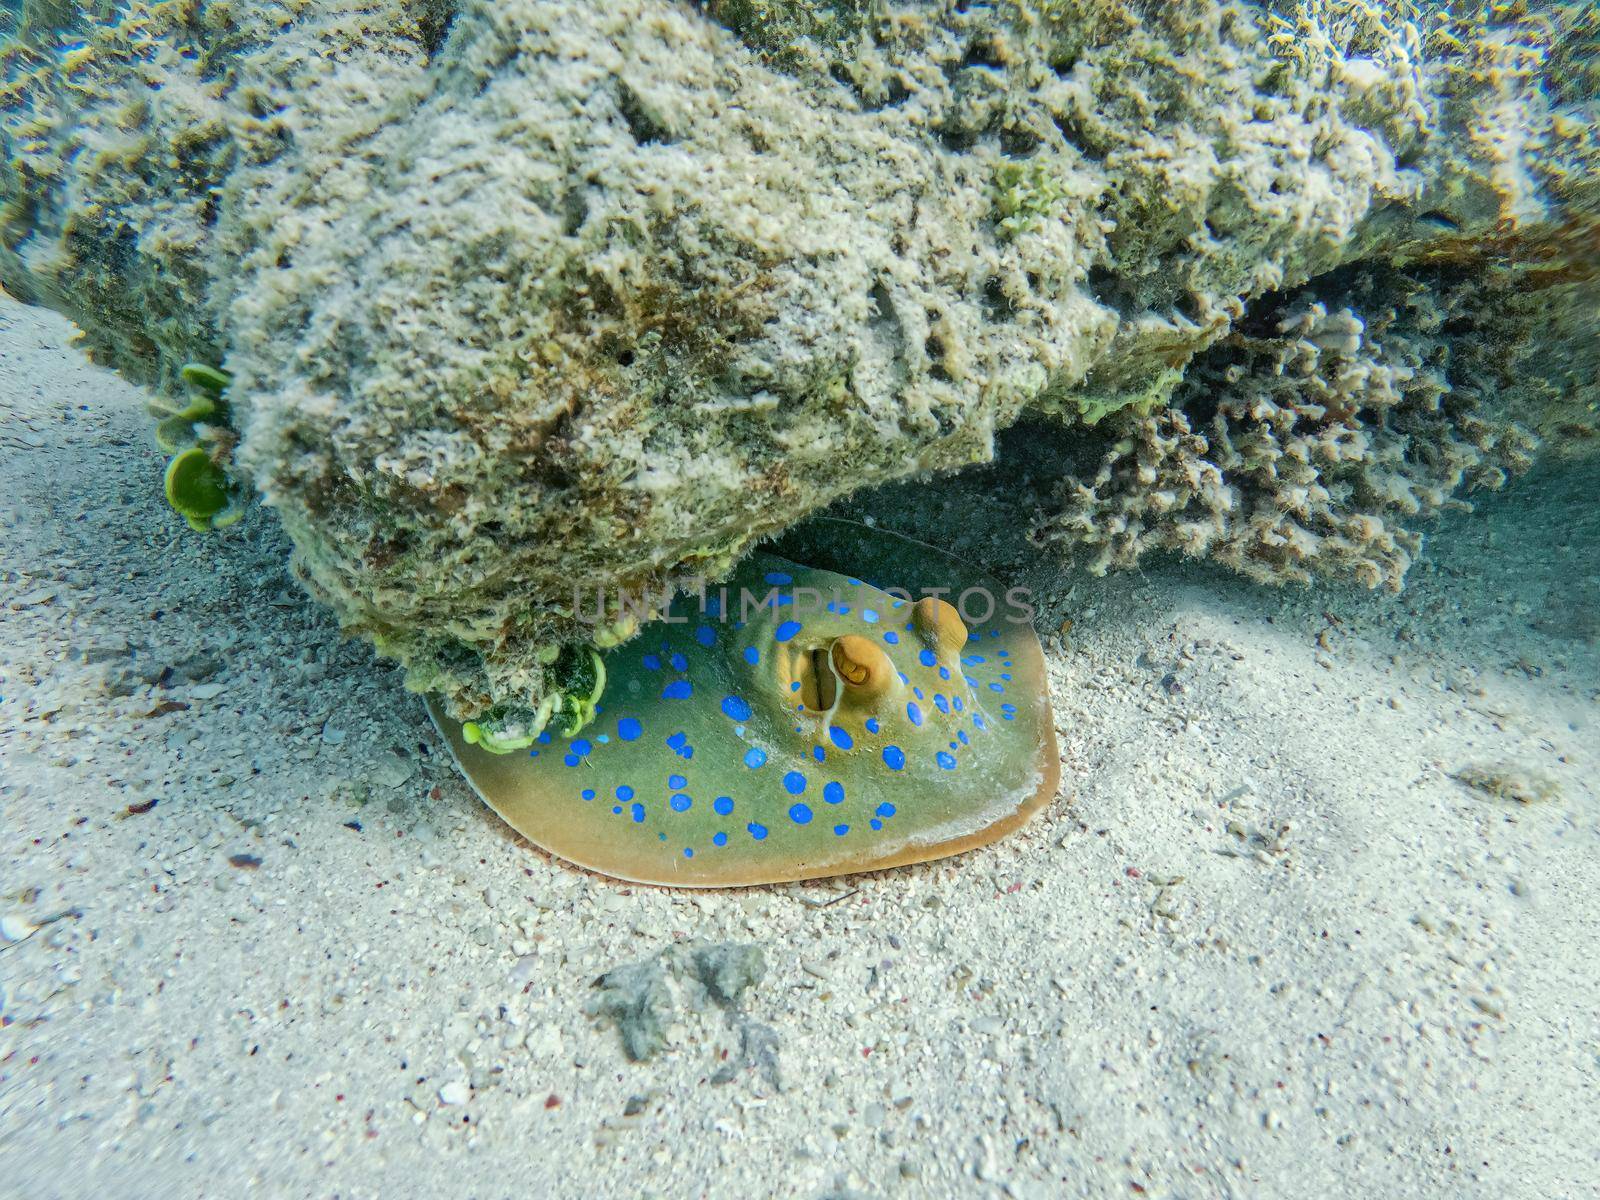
[429,521,1058,886]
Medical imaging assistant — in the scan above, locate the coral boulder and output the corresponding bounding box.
[2,0,1594,732]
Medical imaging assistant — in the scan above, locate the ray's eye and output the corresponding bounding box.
[912,596,967,656]
[787,645,832,710]
[810,647,838,710]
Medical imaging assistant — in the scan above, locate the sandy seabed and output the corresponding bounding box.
[2,292,1597,1199]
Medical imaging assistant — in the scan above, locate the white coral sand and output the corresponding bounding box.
[2,293,1596,1198]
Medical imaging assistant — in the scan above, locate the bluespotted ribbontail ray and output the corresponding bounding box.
[428,522,1059,886]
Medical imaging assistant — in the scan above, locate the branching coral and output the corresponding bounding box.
[1038,267,1539,589]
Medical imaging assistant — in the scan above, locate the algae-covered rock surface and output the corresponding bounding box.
[2,0,1595,726]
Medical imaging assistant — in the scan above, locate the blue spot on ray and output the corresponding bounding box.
[721,695,753,722]
[744,747,768,769]
[824,781,845,805]
[669,773,687,789]
[714,796,734,815]
[774,620,802,642]
[918,649,937,667]
[662,680,693,700]
[882,745,906,770]
[828,726,853,751]
[789,804,812,825]
[936,751,957,770]
[670,793,692,812]
[783,771,807,795]
[617,717,642,741]
[748,823,768,841]
[695,625,717,647]
[743,646,760,666]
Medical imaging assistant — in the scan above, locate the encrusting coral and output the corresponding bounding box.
[1,0,1594,737]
